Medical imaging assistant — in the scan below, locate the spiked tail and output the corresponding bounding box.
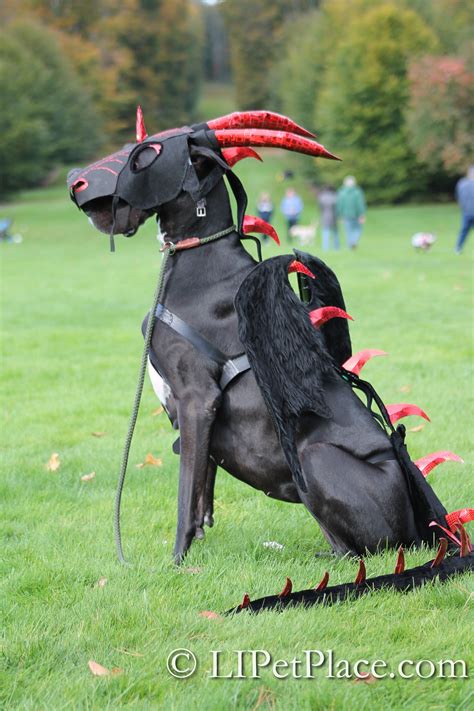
[227,546,474,614]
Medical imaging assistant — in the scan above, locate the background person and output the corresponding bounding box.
[337,176,366,250]
[280,187,303,241]
[454,166,474,254]
[317,185,339,251]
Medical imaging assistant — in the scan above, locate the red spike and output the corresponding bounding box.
[445,508,474,532]
[243,214,280,245]
[213,129,340,161]
[136,105,148,143]
[394,546,405,574]
[221,147,262,167]
[278,577,293,597]
[342,349,387,376]
[457,524,472,556]
[239,593,251,609]
[385,403,430,424]
[354,559,366,584]
[288,260,315,279]
[415,451,464,478]
[429,521,461,547]
[431,538,448,567]
[208,111,317,138]
[309,306,353,329]
[314,571,329,591]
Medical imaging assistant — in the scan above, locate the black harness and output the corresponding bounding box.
[147,303,250,391]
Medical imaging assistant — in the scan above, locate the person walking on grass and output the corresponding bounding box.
[454,166,474,254]
[281,187,303,241]
[337,175,366,250]
[317,185,339,251]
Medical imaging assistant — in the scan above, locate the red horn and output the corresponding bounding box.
[239,593,251,609]
[314,571,329,591]
[445,508,474,531]
[431,538,448,567]
[278,577,293,597]
[136,105,148,143]
[288,260,315,279]
[221,147,262,167]
[243,215,280,245]
[414,451,464,478]
[429,521,461,547]
[394,546,405,574]
[309,306,353,329]
[457,524,472,556]
[354,559,366,585]
[342,349,387,376]
[208,111,316,138]
[213,129,340,161]
[385,403,430,424]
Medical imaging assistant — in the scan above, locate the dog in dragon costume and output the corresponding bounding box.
[68,108,473,612]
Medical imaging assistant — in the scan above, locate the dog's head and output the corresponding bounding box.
[68,107,339,238]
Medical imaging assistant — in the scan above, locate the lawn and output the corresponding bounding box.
[1,151,473,710]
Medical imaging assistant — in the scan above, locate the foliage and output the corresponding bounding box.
[0,21,101,197]
[220,0,286,109]
[407,56,474,175]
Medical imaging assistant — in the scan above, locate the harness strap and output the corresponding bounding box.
[153,304,250,390]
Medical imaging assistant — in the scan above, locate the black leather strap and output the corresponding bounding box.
[153,304,250,390]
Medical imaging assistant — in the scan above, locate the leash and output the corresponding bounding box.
[113,224,236,565]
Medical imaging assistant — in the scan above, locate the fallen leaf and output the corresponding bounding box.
[199,610,222,620]
[136,452,163,468]
[354,672,378,684]
[183,566,203,574]
[91,431,106,437]
[46,453,60,472]
[88,660,111,677]
[409,424,425,432]
[96,577,108,588]
[81,471,96,482]
[152,407,164,417]
[399,384,412,394]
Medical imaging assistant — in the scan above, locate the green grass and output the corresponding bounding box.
[1,152,473,710]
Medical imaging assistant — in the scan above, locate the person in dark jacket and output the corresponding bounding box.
[336,176,366,250]
[454,166,474,254]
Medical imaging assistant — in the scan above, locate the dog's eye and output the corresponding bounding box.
[131,144,162,172]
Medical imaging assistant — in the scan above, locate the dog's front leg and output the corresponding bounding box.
[195,459,217,539]
[174,390,221,563]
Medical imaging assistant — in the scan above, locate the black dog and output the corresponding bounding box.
[68,109,471,566]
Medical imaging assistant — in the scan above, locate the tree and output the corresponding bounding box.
[407,56,473,175]
[100,0,204,138]
[315,3,437,202]
[220,0,318,110]
[0,21,102,196]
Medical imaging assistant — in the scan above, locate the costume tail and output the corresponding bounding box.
[227,527,473,614]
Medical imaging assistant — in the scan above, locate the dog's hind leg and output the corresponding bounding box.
[297,442,419,556]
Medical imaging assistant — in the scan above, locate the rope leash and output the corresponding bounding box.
[113,225,236,565]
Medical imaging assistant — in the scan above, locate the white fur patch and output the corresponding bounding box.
[147,359,171,408]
